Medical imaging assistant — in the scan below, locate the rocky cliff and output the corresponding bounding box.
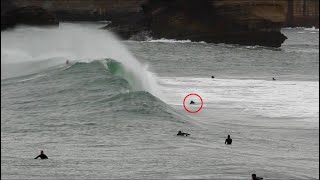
[2,0,318,47]
[284,0,319,27]
[109,0,287,47]
[7,0,318,27]
[1,5,59,30]
[8,0,147,21]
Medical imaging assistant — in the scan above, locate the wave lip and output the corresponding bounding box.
[2,59,189,125]
[1,23,162,97]
[63,61,189,123]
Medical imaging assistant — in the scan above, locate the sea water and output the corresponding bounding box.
[1,24,319,179]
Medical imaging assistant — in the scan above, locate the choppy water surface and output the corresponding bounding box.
[1,24,319,179]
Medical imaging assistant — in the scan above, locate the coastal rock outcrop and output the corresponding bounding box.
[137,0,287,47]
[7,0,320,47]
[284,0,319,27]
[1,6,59,30]
[104,0,288,47]
[103,11,148,39]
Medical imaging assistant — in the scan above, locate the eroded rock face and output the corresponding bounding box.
[141,0,287,47]
[1,6,59,30]
[103,11,148,39]
[1,0,290,47]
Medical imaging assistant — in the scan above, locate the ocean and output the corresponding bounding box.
[1,23,319,179]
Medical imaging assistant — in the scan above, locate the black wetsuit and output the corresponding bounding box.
[225,138,232,145]
[253,177,263,180]
[177,132,190,136]
[34,154,48,159]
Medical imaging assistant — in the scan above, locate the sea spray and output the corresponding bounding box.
[1,23,161,97]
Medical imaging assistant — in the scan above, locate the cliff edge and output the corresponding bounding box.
[107,0,287,47]
[1,5,59,30]
[0,0,300,47]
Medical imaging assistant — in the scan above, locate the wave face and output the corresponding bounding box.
[1,23,189,131]
[1,59,189,125]
[1,23,160,96]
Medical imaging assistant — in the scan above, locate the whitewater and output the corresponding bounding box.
[1,23,319,179]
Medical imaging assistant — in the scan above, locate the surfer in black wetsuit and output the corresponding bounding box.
[34,150,48,159]
[252,174,263,180]
[211,75,215,78]
[225,135,232,145]
[190,100,195,104]
[177,131,190,136]
[272,77,276,81]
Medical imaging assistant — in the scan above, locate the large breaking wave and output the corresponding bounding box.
[1,59,190,125]
[1,23,194,124]
[1,23,160,96]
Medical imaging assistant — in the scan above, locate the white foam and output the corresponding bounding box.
[304,27,319,32]
[146,38,192,43]
[282,27,319,32]
[143,38,207,44]
[1,23,161,97]
[159,77,319,121]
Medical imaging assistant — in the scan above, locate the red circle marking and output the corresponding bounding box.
[183,93,203,113]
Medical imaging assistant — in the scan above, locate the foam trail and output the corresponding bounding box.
[142,38,207,44]
[159,77,319,122]
[1,23,161,97]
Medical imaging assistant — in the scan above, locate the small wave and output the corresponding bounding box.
[143,38,207,44]
[282,27,319,32]
[16,74,46,83]
[147,38,192,43]
[216,43,280,51]
[245,46,258,49]
[304,27,319,32]
[284,48,319,53]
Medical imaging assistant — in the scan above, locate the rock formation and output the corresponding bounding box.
[284,0,319,27]
[103,11,148,39]
[1,6,59,30]
[108,0,287,47]
[2,0,319,47]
